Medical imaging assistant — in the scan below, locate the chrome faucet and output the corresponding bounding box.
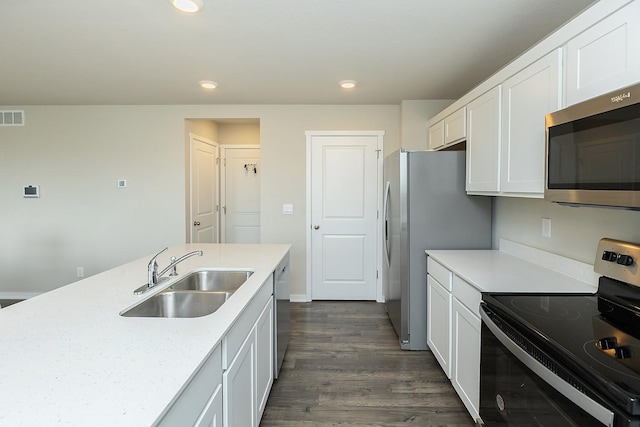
[155,250,203,282]
[134,247,204,295]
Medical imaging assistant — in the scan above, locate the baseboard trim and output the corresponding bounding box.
[290,294,309,303]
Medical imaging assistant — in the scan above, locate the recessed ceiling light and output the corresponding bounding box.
[199,80,217,90]
[171,0,204,13]
[339,80,357,89]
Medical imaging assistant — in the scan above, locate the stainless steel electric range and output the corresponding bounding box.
[480,238,640,426]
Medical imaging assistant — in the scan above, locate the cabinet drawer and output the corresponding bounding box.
[427,256,452,291]
[224,276,273,368]
[453,275,481,315]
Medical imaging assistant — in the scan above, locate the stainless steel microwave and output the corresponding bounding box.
[545,82,640,209]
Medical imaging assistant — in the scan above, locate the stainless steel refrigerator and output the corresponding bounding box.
[383,149,491,350]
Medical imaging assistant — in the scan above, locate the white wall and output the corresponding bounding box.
[0,104,400,297]
[218,122,260,146]
[494,197,640,264]
[400,99,454,150]
[8,101,630,299]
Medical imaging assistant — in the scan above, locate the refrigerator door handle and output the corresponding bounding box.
[383,180,391,267]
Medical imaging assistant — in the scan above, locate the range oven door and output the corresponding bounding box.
[479,304,613,426]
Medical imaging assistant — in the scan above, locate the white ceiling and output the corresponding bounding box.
[0,0,595,105]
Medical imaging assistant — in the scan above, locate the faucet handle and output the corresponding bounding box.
[148,247,168,286]
[148,247,168,267]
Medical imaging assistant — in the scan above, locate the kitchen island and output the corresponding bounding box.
[0,243,290,426]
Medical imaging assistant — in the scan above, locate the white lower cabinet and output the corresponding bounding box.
[223,285,274,427]
[224,327,257,427]
[451,297,481,422]
[155,274,276,427]
[427,256,482,423]
[426,275,452,378]
[256,295,274,420]
[195,383,223,427]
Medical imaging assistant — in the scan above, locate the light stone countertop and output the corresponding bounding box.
[426,245,598,294]
[0,243,290,427]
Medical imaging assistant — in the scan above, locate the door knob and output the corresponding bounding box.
[193,221,201,226]
[313,224,320,229]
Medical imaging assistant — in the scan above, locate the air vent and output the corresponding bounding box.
[0,110,25,126]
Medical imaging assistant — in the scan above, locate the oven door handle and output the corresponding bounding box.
[480,305,615,427]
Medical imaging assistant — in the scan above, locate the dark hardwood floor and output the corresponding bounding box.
[261,301,475,426]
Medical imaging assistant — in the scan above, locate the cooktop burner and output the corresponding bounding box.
[583,340,640,379]
[510,295,582,320]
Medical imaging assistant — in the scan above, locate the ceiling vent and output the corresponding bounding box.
[0,110,24,126]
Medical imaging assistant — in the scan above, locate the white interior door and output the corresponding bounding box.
[190,134,219,243]
[221,146,261,243]
[308,132,382,300]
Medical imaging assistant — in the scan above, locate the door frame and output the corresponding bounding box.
[305,130,385,302]
[188,133,220,243]
[220,144,261,243]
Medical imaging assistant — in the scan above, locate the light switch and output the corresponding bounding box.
[282,204,294,215]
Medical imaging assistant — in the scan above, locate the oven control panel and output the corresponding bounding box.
[594,238,640,286]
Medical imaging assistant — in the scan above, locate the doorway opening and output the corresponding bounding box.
[185,118,261,244]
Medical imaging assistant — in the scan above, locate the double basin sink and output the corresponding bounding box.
[121,270,253,318]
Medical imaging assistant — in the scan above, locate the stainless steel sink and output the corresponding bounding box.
[168,270,253,293]
[121,290,231,318]
[121,269,253,318]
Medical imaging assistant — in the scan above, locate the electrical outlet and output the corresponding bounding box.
[541,218,552,238]
[76,267,84,277]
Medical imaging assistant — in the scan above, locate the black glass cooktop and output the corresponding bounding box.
[483,280,640,416]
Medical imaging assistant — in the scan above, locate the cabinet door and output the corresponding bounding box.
[194,383,223,427]
[445,107,466,145]
[156,345,223,427]
[566,1,640,106]
[428,120,444,150]
[224,327,256,427]
[256,297,274,420]
[466,86,502,194]
[501,49,562,195]
[427,276,452,378]
[451,298,481,421]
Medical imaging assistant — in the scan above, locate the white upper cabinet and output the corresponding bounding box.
[428,119,445,150]
[500,49,562,196]
[466,86,502,194]
[566,1,640,106]
[428,107,466,150]
[445,107,467,145]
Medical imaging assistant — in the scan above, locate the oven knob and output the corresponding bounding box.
[602,251,618,262]
[616,255,634,266]
[615,346,632,359]
[597,337,618,350]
